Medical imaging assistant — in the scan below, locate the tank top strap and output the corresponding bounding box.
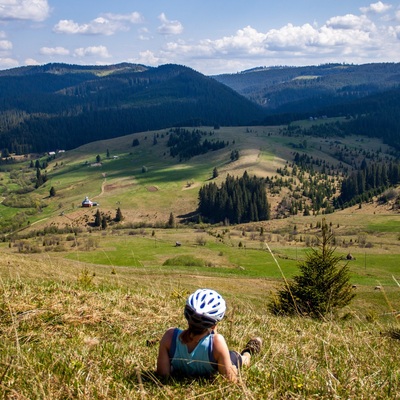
[169,328,181,359]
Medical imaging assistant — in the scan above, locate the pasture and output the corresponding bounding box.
[1,125,399,398]
[0,245,399,399]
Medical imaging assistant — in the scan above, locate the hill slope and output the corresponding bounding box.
[213,63,400,112]
[0,63,264,153]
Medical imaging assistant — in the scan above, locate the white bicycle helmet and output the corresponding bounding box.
[184,289,226,329]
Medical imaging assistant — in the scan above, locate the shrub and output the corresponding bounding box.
[196,236,207,246]
[77,267,94,287]
[163,255,205,267]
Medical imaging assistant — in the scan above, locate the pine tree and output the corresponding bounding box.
[35,168,44,188]
[212,167,219,179]
[49,186,56,197]
[101,216,107,230]
[94,209,101,227]
[167,212,175,228]
[115,207,123,222]
[269,219,355,319]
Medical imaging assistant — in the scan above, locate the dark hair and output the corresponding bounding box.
[184,305,217,329]
[180,324,210,344]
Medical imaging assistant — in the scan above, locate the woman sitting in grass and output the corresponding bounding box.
[157,288,262,382]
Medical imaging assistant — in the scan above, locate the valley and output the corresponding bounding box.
[1,63,399,399]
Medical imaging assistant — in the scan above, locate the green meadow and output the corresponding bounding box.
[1,125,399,398]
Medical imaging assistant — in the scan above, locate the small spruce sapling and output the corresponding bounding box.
[268,219,355,319]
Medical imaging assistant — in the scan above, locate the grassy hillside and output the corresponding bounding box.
[1,124,398,226]
[1,124,399,398]
[0,251,399,399]
[1,124,399,291]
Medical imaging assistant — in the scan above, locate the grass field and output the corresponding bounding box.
[1,125,400,398]
[1,125,397,226]
[1,251,399,399]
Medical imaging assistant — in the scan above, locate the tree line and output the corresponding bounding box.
[166,128,228,160]
[198,171,270,224]
[335,160,400,206]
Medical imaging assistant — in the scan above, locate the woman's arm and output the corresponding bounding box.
[156,328,174,377]
[213,333,238,383]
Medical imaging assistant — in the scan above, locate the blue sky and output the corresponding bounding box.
[0,1,399,75]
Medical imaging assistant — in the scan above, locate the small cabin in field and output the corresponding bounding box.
[82,196,93,207]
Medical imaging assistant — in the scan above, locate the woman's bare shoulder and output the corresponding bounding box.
[212,332,228,349]
[160,327,177,345]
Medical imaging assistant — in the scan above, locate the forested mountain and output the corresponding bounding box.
[213,63,400,112]
[0,63,264,154]
[2,62,400,156]
[278,87,400,151]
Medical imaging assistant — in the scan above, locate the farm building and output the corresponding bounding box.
[82,196,93,207]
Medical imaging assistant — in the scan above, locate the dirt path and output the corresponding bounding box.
[93,174,107,199]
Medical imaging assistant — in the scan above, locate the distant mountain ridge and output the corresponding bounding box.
[2,62,400,155]
[213,63,400,112]
[0,63,264,153]
[0,62,149,77]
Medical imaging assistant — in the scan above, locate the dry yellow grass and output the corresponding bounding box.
[1,252,399,399]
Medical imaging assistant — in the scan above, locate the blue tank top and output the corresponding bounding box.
[169,328,218,377]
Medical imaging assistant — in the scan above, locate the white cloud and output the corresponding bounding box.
[0,0,50,22]
[25,57,40,65]
[103,12,143,24]
[326,14,375,31]
[53,18,123,36]
[157,13,183,35]
[264,24,319,51]
[153,6,399,73]
[210,26,267,53]
[74,45,111,58]
[161,21,373,61]
[54,12,143,36]
[388,25,400,39]
[132,50,160,66]
[0,39,12,51]
[360,1,392,14]
[54,20,85,35]
[40,46,69,56]
[0,57,19,68]
[0,30,12,54]
[138,27,151,40]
